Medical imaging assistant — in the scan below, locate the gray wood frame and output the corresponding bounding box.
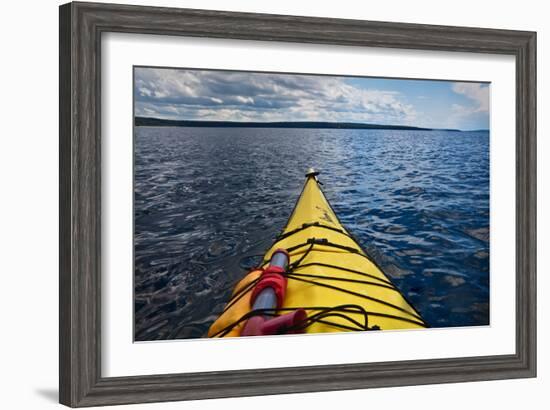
[59,1,536,407]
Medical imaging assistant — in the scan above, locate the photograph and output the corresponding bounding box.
[133,66,490,341]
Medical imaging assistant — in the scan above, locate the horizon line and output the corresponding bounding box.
[135,116,489,133]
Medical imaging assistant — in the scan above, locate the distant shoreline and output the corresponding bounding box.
[134,117,483,132]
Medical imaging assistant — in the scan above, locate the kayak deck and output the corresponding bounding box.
[208,172,427,337]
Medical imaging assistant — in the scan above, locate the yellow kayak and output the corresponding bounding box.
[208,169,427,338]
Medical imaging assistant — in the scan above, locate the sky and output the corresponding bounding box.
[134,67,490,131]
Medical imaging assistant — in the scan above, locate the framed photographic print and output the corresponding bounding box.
[59,1,536,407]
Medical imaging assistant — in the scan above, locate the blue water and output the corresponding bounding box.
[134,127,489,340]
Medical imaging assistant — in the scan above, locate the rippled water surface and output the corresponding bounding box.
[134,127,489,340]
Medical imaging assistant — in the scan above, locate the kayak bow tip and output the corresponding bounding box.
[305,167,320,178]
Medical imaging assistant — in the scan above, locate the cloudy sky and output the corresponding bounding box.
[134,67,490,130]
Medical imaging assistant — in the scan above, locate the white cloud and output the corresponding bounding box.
[451,82,489,112]
[236,96,254,104]
[134,68,417,125]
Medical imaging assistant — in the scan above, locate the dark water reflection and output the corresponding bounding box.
[134,127,489,340]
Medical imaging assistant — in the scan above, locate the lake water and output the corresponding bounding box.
[134,126,490,341]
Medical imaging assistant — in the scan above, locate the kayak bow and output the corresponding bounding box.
[208,169,427,337]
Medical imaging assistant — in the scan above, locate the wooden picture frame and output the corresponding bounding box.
[59,1,536,407]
